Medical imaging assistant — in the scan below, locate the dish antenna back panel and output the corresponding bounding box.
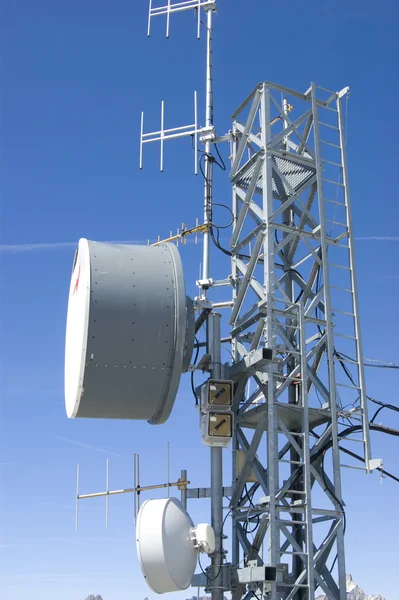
[65,238,192,424]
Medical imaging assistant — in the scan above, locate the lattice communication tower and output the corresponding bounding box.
[64,3,383,600]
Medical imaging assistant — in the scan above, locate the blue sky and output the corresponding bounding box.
[1,1,398,599]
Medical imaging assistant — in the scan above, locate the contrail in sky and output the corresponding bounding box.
[355,236,399,241]
[55,435,124,457]
[0,240,146,253]
[0,571,132,580]
[0,242,77,252]
[1,236,398,252]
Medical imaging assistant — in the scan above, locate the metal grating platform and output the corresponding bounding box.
[238,401,331,431]
[236,154,316,201]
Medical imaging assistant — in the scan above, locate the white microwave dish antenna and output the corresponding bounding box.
[64,238,194,424]
[136,497,215,594]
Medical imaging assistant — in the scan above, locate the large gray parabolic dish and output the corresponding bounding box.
[64,238,193,424]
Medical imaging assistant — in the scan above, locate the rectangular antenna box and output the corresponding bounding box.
[200,379,233,411]
[200,411,233,448]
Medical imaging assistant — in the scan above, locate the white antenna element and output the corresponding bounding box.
[140,91,198,173]
[105,458,109,528]
[148,0,213,39]
[75,463,80,530]
[134,452,140,524]
[167,441,170,498]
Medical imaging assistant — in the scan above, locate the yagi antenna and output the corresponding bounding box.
[141,0,217,175]
[141,0,217,294]
[139,91,198,173]
[148,0,213,39]
[74,444,189,530]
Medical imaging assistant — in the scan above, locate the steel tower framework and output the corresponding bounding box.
[223,81,374,599]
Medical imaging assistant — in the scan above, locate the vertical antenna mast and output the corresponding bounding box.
[142,0,217,296]
[75,463,80,531]
[201,2,215,295]
[143,8,222,600]
[105,458,109,528]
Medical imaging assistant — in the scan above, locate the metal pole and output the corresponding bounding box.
[311,81,346,598]
[337,91,371,468]
[208,312,223,600]
[202,10,222,592]
[282,96,304,592]
[167,441,170,498]
[75,464,80,531]
[211,446,223,600]
[181,469,188,510]
[134,453,137,526]
[230,121,240,571]
[137,453,141,514]
[261,84,279,592]
[105,458,109,529]
[201,3,214,295]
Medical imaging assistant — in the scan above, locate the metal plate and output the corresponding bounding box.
[64,239,191,424]
[237,402,331,431]
[236,154,316,201]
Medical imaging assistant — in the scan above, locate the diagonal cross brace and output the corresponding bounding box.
[268,100,315,160]
[230,230,265,325]
[230,411,268,508]
[230,89,262,178]
[232,515,269,600]
[231,155,264,247]
[237,428,269,497]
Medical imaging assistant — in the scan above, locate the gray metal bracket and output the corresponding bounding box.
[228,348,274,379]
[187,486,233,499]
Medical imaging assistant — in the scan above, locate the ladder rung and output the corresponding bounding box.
[272,321,300,330]
[329,263,351,272]
[323,158,342,167]
[334,231,349,241]
[333,356,357,365]
[332,241,349,249]
[340,463,368,472]
[325,219,347,228]
[331,307,355,317]
[330,285,353,293]
[316,85,336,94]
[322,178,344,187]
[336,382,360,390]
[324,198,345,206]
[339,436,364,443]
[321,139,341,149]
[276,375,303,382]
[279,551,308,556]
[281,584,310,589]
[279,519,308,526]
[334,332,356,340]
[319,104,338,113]
[319,121,339,130]
[280,459,304,466]
[281,490,306,494]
